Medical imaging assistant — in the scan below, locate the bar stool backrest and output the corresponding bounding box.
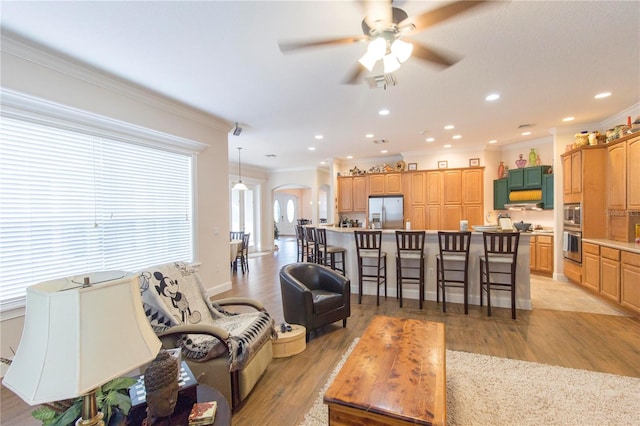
[482,232,520,263]
[354,230,383,257]
[230,231,244,241]
[395,231,426,258]
[438,231,472,258]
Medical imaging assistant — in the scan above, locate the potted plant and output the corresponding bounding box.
[31,377,138,426]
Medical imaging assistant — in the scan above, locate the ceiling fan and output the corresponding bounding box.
[279,0,491,84]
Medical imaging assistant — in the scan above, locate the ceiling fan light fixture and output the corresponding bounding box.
[391,39,413,63]
[368,37,387,60]
[358,51,378,71]
[383,53,401,73]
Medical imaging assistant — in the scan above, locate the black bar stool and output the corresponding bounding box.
[316,228,346,275]
[354,230,387,305]
[436,231,472,314]
[480,231,520,319]
[304,226,317,263]
[395,231,426,309]
[295,225,306,262]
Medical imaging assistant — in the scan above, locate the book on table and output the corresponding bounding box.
[188,401,217,425]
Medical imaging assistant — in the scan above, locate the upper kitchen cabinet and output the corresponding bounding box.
[607,133,640,211]
[404,172,426,230]
[508,166,551,190]
[337,176,367,213]
[561,145,607,238]
[370,173,402,195]
[493,178,508,210]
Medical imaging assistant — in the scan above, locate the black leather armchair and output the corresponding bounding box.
[279,262,351,341]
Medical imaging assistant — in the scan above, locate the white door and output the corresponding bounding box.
[274,193,298,236]
[231,186,255,249]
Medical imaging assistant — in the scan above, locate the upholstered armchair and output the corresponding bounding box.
[138,262,275,410]
[279,262,351,341]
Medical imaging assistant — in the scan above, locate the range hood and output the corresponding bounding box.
[504,202,543,211]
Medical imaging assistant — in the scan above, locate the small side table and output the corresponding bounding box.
[127,384,231,426]
[273,324,306,358]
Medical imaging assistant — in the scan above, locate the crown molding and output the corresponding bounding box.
[1,30,230,133]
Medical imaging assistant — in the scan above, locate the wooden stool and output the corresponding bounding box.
[273,324,306,358]
[480,231,520,319]
[316,227,346,275]
[395,231,426,309]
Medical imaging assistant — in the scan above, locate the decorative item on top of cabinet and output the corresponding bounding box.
[528,148,538,166]
[515,154,527,168]
[497,161,505,179]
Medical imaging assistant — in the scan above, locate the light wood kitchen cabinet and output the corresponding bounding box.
[560,146,607,238]
[621,251,640,314]
[600,246,621,302]
[628,136,640,210]
[426,171,442,229]
[607,142,626,210]
[564,259,582,284]
[582,242,600,291]
[406,172,426,230]
[443,170,462,204]
[530,235,554,276]
[337,176,367,213]
[370,173,402,195]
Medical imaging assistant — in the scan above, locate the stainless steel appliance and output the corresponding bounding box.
[563,203,582,264]
[563,203,582,228]
[368,195,404,229]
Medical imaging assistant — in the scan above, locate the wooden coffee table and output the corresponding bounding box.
[324,316,446,426]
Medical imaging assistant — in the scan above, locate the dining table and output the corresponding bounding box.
[230,239,242,263]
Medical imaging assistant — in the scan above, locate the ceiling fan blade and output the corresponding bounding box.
[342,63,367,85]
[399,0,491,34]
[279,36,367,53]
[410,42,461,68]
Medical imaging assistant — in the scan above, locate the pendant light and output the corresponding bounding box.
[233,147,248,191]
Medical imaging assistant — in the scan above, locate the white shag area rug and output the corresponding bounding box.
[301,339,640,426]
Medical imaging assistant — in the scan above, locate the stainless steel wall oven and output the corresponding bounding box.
[563,203,582,264]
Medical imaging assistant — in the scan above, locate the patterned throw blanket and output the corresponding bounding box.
[138,262,275,371]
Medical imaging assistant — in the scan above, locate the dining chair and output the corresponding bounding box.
[395,231,426,309]
[354,230,387,306]
[480,231,520,319]
[436,231,472,314]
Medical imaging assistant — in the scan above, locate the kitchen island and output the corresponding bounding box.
[323,226,532,311]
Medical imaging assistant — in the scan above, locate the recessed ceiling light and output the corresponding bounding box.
[380,149,388,153]
[521,131,532,136]
[320,160,326,165]
[452,135,462,139]
[562,117,575,122]
[365,133,374,138]
[378,109,390,116]
[489,140,497,144]
[308,147,316,151]
[444,125,455,130]
[594,92,611,99]
[485,93,500,101]
[346,155,353,159]
[314,134,323,140]
[426,137,435,142]
[443,144,452,148]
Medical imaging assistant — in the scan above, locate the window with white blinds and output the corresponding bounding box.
[0,116,193,313]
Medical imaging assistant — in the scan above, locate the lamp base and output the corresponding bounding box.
[75,389,105,426]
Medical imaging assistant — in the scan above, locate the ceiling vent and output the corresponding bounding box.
[518,123,534,128]
[365,74,397,90]
[373,139,389,145]
[265,154,277,158]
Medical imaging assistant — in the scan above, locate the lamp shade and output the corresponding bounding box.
[383,53,401,73]
[2,271,161,405]
[391,39,413,63]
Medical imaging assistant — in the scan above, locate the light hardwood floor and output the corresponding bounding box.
[2,237,639,426]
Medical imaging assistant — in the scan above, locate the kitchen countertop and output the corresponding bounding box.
[322,225,534,237]
[582,238,640,254]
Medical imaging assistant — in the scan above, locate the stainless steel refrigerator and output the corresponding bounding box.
[368,195,404,229]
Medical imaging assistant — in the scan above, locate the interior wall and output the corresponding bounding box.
[1,35,231,374]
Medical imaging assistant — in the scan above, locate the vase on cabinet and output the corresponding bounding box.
[515,154,527,169]
[529,148,538,166]
[497,162,505,179]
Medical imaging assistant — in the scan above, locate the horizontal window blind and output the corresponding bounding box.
[0,116,193,312]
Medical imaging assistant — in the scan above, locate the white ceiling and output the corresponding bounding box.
[1,1,639,171]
